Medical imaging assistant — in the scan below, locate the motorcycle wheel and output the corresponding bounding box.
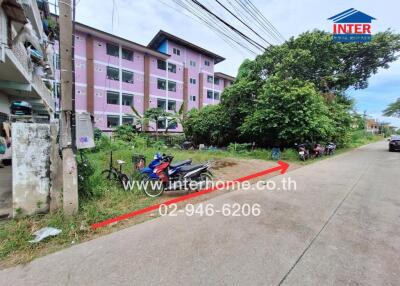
[141,174,165,197]
[189,171,214,192]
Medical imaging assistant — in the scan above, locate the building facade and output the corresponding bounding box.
[56,24,235,132]
[0,0,55,119]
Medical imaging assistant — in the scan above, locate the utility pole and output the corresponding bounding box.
[59,0,78,215]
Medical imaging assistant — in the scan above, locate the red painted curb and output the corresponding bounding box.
[91,161,289,230]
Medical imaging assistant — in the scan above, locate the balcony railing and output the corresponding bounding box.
[11,42,33,76]
[10,42,54,112]
[32,73,54,112]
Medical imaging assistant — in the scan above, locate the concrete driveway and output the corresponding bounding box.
[0,141,399,285]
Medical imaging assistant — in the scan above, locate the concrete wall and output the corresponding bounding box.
[12,123,51,217]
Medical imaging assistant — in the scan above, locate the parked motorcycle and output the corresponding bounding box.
[139,153,192,177]
[141,155,212,197]
[325,142,336,156]
[312,143,325,158]
[295,143,310,161]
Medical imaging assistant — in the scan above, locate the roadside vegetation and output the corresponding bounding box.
[1,29,399,268]
[183,30,400,148]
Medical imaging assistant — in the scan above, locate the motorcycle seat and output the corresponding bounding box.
[179,164,205,172]
[170,159,192,169]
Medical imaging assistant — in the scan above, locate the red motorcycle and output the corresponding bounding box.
[312,143,325,158]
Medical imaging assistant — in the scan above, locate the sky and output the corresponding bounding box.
[70,0,400,127]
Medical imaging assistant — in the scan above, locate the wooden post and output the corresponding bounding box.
[59,0,78,215]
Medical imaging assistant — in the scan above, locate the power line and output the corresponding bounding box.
[214,0,273,46]
[190,0,265,51]
[241,0,285,42]
[171,0,259,55]
[232,0,282,43]
[160,0,249,56]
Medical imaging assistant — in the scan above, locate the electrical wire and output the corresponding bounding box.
[189,0,265,51]
[214,0,272,46]
[171,0,259,55]
[242,0,285,42]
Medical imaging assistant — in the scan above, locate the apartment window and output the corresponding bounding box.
[157,59,166,70]
[190,95,196,101]
[157,118,167,129]
[168,63,176,73]
[106,43,119,57]
[157,78,166,90]
[54,82,61,99]
[122,93,133,106]
[107,66,119,81]
[168,100,176,111]
[122,48,133,61]
[190,60,196,67]
[168,81,176,92]
[207,75,213,83]
[55,54,61,70]
[190,78,196,84]
[107,91,119,105]
[207,90,213,99]
[107,115,119,128]
[122,116,134,125]
[204,60,210,66]
[122,70,134,84]
[173,48,181,56]
[157,99,166,110]
[214,91,220,100]
[214,78,220,85]
[168,119,178,130]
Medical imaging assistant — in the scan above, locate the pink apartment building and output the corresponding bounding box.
[55,23,235,132]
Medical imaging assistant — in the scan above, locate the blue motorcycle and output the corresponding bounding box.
[140,153,192,180]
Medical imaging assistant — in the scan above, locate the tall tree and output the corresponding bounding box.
[383,98,400,117]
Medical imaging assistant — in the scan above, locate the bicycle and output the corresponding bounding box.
[101,151,130,187]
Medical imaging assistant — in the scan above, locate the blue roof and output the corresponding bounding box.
[328,8,376,23]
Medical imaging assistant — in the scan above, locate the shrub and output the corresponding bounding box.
[93,128,102,141]
[132,135,148,149]
[114,125,138,142]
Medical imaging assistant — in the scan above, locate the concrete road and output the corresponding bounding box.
[1,141,399,285]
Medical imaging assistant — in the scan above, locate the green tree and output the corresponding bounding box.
[183,104,229,146]
[383,98,400,117]
[240,76,333,145]
[254,30,400,93]
[183,30,400,147]
[144,108,172,140]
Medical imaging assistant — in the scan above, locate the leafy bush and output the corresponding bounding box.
[183,105,230,146]
[93,128,102,141]
[151,140,167,150]
[95,135,112,151]
[114,125,138,142]
[132,135,148,149]
[77,151,95,198]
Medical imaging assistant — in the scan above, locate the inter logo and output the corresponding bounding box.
[328,8,376,43]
